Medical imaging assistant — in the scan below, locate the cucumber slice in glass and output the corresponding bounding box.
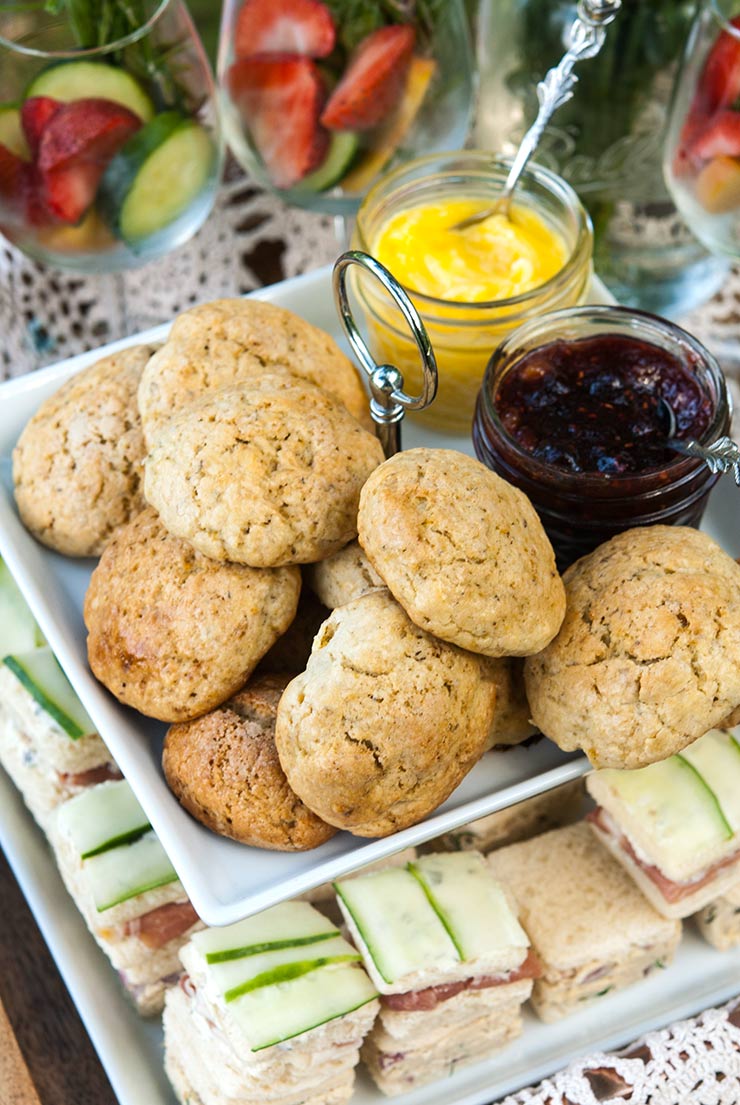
[25,61,154,122]
[3,647,93,740]
[98,112,214,244]
[0,105,29,159]
[293,131,359,193]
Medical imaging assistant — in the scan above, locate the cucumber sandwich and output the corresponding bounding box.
[334,852,538,1094]
[0,560,117,828]
[587,728,740,919]
[50,779,201,1016]
[163,901,378,1105]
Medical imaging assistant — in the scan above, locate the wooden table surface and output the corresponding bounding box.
[0,847,117,1105]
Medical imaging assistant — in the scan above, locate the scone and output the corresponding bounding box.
[304,540,385,608]
[13,344,155,557]
[144,373,384,568]
[275,590,497,837]
[357,448,565,656]
[84,508,300,722]
[137,298,370,444]
[525,525,740,769]
[483,657,537,749]
[163,674,336,850]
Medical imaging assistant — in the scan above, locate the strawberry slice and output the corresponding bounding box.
[21,96,62,157]
[235,0,335,59]
[228,54,330,189]
[0,145,53,227]
[37,98,141,222]
[321,24,416,131]
[0,143,26,214]
[690,110,740,162]
[698,15,740,114]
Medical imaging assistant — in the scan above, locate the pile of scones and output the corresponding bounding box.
[13,298,740,850]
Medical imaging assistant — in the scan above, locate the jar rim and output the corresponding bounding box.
[710,1,740,40]
[355,150,593,316]
[480,304,731,490]
[0,0,171,57]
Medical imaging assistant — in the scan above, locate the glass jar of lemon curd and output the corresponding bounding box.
[352,151,594,433]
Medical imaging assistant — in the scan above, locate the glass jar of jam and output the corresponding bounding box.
[351,151,593,433]
[473,305,731,570]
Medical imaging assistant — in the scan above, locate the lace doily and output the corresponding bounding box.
[497,999,740,1104]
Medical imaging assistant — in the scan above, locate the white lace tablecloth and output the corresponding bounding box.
[2,168,740,1104]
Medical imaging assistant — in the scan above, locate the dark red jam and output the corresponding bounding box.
[495,335,714,475]
[473,319,728,571]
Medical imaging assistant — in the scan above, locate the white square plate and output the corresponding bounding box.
[1,265,737,926]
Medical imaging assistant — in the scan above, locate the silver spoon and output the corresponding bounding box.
[453,0,622,232]
[659,398,740,485]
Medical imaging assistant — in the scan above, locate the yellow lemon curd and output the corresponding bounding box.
[373,198,568,302]
[362,198,577,432]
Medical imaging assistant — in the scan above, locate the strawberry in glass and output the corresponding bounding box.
[218,0,474,214]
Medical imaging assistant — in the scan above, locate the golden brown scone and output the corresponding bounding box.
[275,590,497,837]
[84,508,300,722]
[357,448,565,657]
[163,674,336,849]
[13,345,155,557]
[144,374,384,568]
[138,298,370,444]
[304,540,385,608]
[256,586,330,674]
[524,525,740,769]
[482,657,537,749]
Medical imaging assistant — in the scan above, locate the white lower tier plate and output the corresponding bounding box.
[3,763,740,1105]
[1,265,738,926]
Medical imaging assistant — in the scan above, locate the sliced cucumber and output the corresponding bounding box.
[98,112,214,244]
[192,901,338,963]
[293,131,359,193]
[335,867,459,985]
[85,829,178,912]
[56,779,150,859]
[410,853,529,960]
[591,754,734,865]
[679,730,740,835]
[3,647,93,740]
[26,62,154,122]
[0,106,29,160]
[204,934,358,999]
[0,558,45,656]
[228,962,377,1051]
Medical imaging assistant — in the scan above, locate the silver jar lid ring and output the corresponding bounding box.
[332,250,438,456]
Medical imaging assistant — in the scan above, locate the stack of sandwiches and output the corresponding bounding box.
[49,778,201,1015]
[335,852,539,1094]
[0,559,118,828]
[163,900,379,1105]
[586,729,740,919]
[488,823,681,1022]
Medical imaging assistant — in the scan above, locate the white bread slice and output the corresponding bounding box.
[488,822,680,969]
[590,817,740,920]
[695,882,740,950]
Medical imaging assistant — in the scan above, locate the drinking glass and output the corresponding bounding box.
[0,0,223,272]
[664,0,740,260]
[217,0,475,216]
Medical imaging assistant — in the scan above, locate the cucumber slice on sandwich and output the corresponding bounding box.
[192,900,339,964]
[679,729,740,834]
[25,61,154,121]
[228,962,377,1051]
[0,558,45,656]
[209,935,360,1003]
[85,830,178,911]
[57,779,150,859]
[3,647,92,740]
[98,112,214,245]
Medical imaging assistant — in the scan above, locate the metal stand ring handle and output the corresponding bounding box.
[333,251,438,457]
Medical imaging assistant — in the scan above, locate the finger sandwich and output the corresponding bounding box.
[0,560,119,827]
[587,729,740,919]
[695,883,740,950]
[49,778,202,1015]
[334,852,539,1095]
[163,901,379,1105]
[488,822,681,1023]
